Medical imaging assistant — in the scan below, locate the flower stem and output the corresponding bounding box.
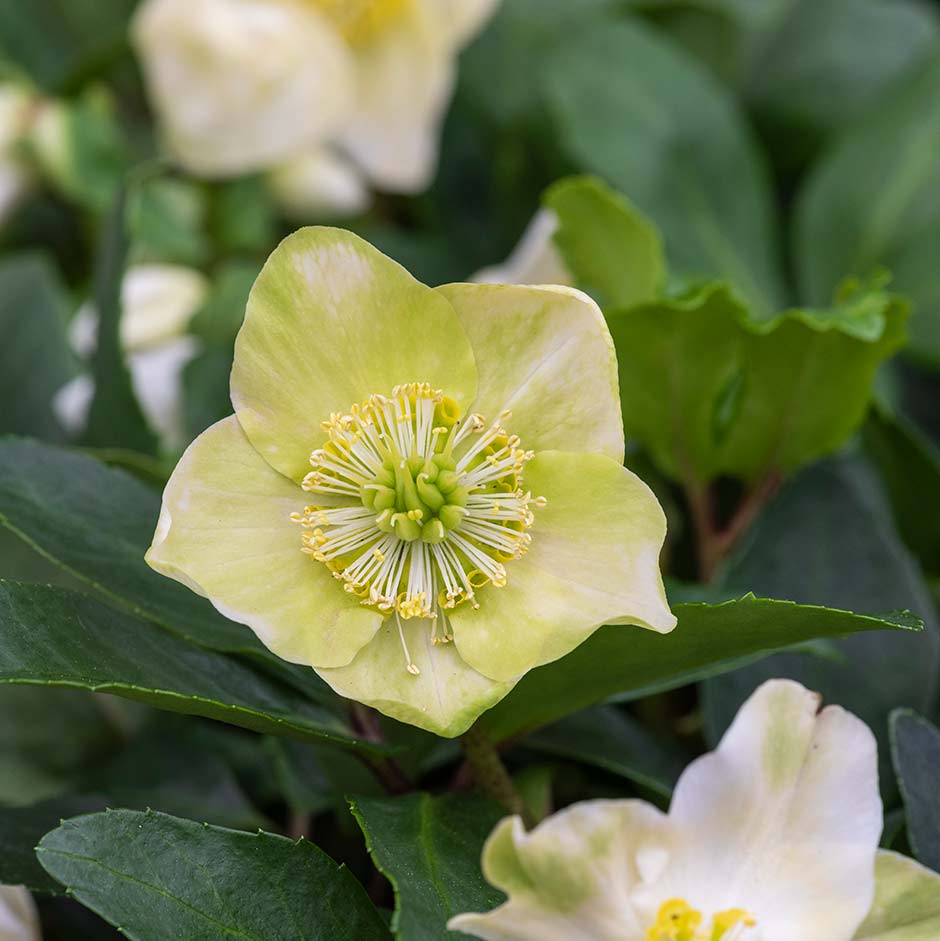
[349,702,413,794]
[461,723,529,822]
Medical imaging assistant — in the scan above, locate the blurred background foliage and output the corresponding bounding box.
[1,0,940,936]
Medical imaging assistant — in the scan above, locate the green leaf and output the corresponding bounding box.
[0,796,107,894]
[189,260,257,346]
[795,55,940,366]
[126,177,210,267]
[0,436,328,700]
[547,18,784,316]
[891,710,940,872]
[543,175,664,308]
[0,580,381,752]
[479,593,918,743]
[523,705,689,799]
[209,177,276,255]
[0,254,76,440]
[0,686,117,806]
[351,793,505,941]
[702,457,940,799]
[37,809,391,941]
[0,0,137,92]
[83,187,159,455]
[864,406,940,574]
[611,277,906,484]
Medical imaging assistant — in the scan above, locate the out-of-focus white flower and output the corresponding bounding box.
[473,209,572,286]
[132,0,500,193]
[451,679,891,941]
[0,886,40,941]
[0,85,37,226]
[267,147,369,219]
[54,264,209,451]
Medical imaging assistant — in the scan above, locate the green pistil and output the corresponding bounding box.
[362,453,468,545]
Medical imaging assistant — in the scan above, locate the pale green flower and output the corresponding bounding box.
[450,679,938,941]
[132,0,499,191]
[146,227,675,735]
[0,885,40,941]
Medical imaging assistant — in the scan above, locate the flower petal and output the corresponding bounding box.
[417,0,500,48]
[0,885,40,941]
[645,679,882,941]
[336,3,454,192]
[132,0,355,177]
[317,617,515,737]
[448,801,671,940]
[267,147,370,220]
[854,851,940,940]
[231,227,477,482]
[146,415,383,668]
[449,451,674,682]
[436,283,623,460]
[472,210,572,287]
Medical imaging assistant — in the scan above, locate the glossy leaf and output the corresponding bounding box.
[351,793,505,941]
[37,809,390,941]
[480,593,918,742]
[0,581,380,752]
[547,18,783,315]
[891,710,940,871]
[795,55,940,366]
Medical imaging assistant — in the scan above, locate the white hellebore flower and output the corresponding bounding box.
[473,210,572,287]
[132,0,499,194]
[0,886,40,941]
[0,85,37,227]
[54,264,208,451]
[450,679,940,941]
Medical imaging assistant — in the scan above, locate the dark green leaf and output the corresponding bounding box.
[210,177,276,255]
[523,706,689,798]
[351,793,505,941]
[864,406,940,573]
[547,18,783,315]
[611,277,906,484]
[0,254,76,440]
[544,175,664,308]
[0,796,107,894]
[0,436,329,701]
[83,187,159,455]
[189,259,257,346]
[891,709,940,871]
[703,457,940,799]
[480,593,918,742]
[37,809,391,941]
[795,55,940,366]
[127,177,210,267]
[0,581,381,752]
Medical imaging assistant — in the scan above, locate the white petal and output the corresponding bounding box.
[472,210,572,287]
[132,0,355,177]
[128,336,199,450]
[641,679,881,941]
[52,374,94,436]
[267,147,370,219]
[0,886,40,941]
[449,801,672,941]
[119,264,208,351]
[417,0,500,49]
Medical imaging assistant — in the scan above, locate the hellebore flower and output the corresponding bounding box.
[474,210,572,287]
[146,227,675,736]
[449,679,939,941]
[54,264,208,451]
[0,885,40,941]
[131,0,498,194]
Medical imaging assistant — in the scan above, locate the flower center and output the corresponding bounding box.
[306,0,411,43]
[292,382,543,673]
[647,899,758,941]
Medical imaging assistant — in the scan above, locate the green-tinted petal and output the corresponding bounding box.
[854,851,940,940]
[232,227,477,482]
[146,415,382,668]
[317,617,515,737]
[437,283,623,461]
[448,801,670,940]
[449,451,674,682]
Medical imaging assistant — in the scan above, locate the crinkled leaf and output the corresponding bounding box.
[480,593,918,742]
[351,793,505,941]
[37,809,390,941]
[0,581,381,753]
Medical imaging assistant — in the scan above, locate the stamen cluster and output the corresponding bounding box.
[647,899,757,941]
[292,383,543,670]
